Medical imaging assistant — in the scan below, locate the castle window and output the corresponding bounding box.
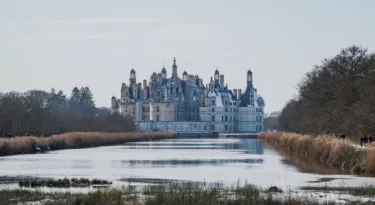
[230,108,232,112]
[222,116,224,121]
[193,107,195,112]
[225,125,228,131]
[230,116,232,121]
[156,115,160,121]
[156,106,160,112]
[225,108,228,112]
[212,100,215,105]
[211,115,215,121]
[225,116,228,122]
[211,125,215,131]
[225,100,228,105]
[212,108,215,112]
[197,115,199,121]
[204,125,207,130]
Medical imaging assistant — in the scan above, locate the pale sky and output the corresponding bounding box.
[1,0,375,113]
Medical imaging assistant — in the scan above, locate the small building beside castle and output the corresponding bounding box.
[111,58,264,133]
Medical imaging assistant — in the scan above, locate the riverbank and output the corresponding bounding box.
[0,132,176,156]
[0,182,340,205]
[257,132,375,175]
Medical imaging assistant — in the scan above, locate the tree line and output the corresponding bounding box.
[263,111,280,132]
[0,87,136,137]
[278,45,375,137]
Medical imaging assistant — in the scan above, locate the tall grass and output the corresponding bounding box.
[0,132,176,156]
[0,183,333,205]
[257,132,367,174]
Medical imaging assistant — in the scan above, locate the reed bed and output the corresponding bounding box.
[0,132,176,156]
[0,183,334,205]
[257,132,368,174]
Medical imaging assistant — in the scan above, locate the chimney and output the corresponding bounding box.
[220,75,224,88]
[143,80,147,89]
[233,89,238,99]
[238,89,242,99]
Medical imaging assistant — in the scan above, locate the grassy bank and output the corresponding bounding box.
[0,183,336,205]
[0,132,176,156]
[256,132,375,175]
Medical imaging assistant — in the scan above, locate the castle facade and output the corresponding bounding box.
[111,58,265,133]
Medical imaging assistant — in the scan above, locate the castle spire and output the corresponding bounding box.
[172,57,178,77]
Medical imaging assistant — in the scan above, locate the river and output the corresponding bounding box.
[0,138,374,192]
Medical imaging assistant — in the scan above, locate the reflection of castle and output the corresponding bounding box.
[111,58,265,133]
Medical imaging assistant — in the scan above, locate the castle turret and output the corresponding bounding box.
[111,96,119,114]
[111,96,117,108]
[161,67,167,79]
[220,74,224,88]
[183,71,188,81]
[214,69,220,88]
[120,83,127,99]
[130,69,136,85]
[172,57,178,77]
[247,69,253,87]
[143,80,148,99]
[233,89,238,99]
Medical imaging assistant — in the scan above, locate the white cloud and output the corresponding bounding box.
[25,17,161,25]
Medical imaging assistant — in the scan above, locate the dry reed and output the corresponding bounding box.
[0,132,177,156]
[257,132,367,174]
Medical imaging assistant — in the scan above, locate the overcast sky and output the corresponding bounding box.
[1,0,375,113]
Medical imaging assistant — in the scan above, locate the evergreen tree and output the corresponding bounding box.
[70,87,80,102]
[79,87,96,116]
[68,87,82,114]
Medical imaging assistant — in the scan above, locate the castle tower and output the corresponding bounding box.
[130,69,136,85]
[120,83,127,99]
[214,69,220,88]
[111,96,117,109]
[161,67,167,79]
[143,80,148,99]
[172,57,178,77]
[111,96,119,114]
[247,69,253,87]
[220,75,224,88]
[183,71,188,81]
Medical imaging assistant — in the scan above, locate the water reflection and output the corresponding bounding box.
[122,138,264,155]
[111,158,264,168]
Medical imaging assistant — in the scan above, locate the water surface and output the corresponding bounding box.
[0,138,374,191]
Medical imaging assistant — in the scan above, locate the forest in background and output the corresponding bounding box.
[278,45,375,137]
[0,87,135,137]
